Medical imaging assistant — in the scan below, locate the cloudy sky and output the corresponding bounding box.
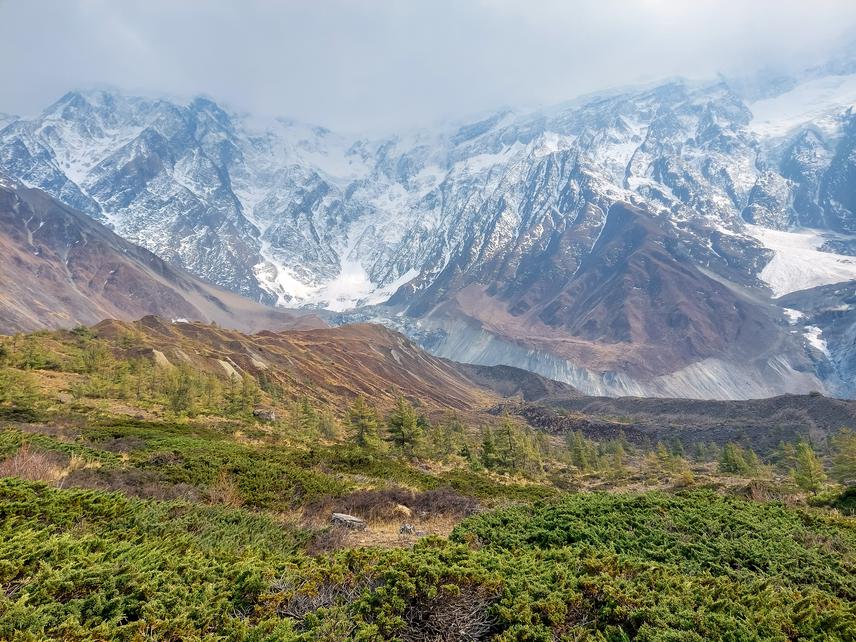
[2,0,856,132]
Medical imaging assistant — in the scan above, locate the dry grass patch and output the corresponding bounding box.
[303,486,480,526]
[0,444,93,485]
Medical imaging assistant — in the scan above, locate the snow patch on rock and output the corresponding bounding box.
[804,325,830,356]
[749,74,856,139]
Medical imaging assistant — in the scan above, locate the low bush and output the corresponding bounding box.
[826,485,856,516]
[63,467,201,501]
[3,481,854,640]
[452,489,856,599]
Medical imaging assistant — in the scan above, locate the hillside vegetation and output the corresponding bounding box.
[0,320,855,639]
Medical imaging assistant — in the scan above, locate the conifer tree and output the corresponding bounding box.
[831,429,856,486]
[202,374,222,411]
[425,424,447,459]
[348,396,381,449]
[745,448,762,476]
[0,367,39,407]
[480,427,500,470]
[567,431,592,471]
[775,441,798,473]
[655,441,671,466]
[165,365,195,414]
[705,442,721,462]
[224,372,259,416]
[609,442,627,478]
[793,442,827,494]
[460,441,475,466]
[297,397,319,435]
[669,438,686,458]
[719,442,750,474]
[494,419,517,471]
[386,396,424,457]
[240,373,260,410]
[318,411,340,440]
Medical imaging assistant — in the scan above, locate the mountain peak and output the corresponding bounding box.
[2,68,856,398]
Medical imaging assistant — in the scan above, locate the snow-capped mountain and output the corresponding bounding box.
[0,174,324,334]
[2,63,856,399]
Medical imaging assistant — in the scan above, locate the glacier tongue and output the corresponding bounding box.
[749,73,856,140]
[745,224,856,297]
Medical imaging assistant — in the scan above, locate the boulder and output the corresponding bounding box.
[392,504,413,518]
[252,407,277,422]
[331,512,367,530]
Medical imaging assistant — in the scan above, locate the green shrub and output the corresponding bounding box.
[0,478,311,641]
[0,367,40,408]
[2,482,855,640]
[830,486,856,516]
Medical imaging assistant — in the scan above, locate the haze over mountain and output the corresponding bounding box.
[4,1,855,132]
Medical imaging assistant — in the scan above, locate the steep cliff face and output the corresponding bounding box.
[2,65,856,398]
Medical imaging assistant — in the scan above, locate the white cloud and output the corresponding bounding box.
[2,0,855,132]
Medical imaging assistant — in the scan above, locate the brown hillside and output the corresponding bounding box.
[93,316,497,411]
[0,175,324,334]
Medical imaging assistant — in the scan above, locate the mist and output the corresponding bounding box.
[2,0,855,132]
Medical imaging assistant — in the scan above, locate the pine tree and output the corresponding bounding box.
[223,373,260,416]
[257,371,284,403]
[480,427,499,470]
[494,419,517,471]
[202,374,223,412]
[318,411,340,440]
[669,438,686,458]
[655,441,671,466]
[460,441,475,467]
[425,419,454,460]
[719,442,750,474]
[81,342,109,374]
[240,373,260,411]
[0,367,39,407]
[165,365,195,415]
[111,359,132,400]
[297,397,319,435]
[775,441,798,473]
[793,442,827,494]
[831,429,856,486]
[705,442,721,462]
[446,414,468,460]
[744,448,762,476]
[481,418,542,476]
[609,443,627,478]
[567,431,591,472]
[348,397,381,449]
[386,396,424,457]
